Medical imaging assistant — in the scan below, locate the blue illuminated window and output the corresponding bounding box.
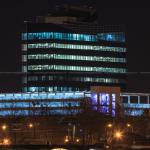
[97,32,125,42]
[91,93,98,105]
[101,106,109,113]
[124,109,144,116]
[112,94,116,109]
[0,91,86,116]
[22,32,125,43]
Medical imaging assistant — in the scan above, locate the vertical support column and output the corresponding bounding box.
[116,93,118,117]
[138,96,140,104]
[109,93,112,116]
[147,95,150,118]
[116,92,121,118]
[147,95,149,104]
[128,96,130,104]
[97,93,100,112]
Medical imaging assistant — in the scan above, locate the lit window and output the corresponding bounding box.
[27,54,126,63]
[22,32,125,43]
[26,43,126,53]
[28,64,126,73]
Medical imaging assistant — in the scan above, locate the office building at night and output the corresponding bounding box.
[21,6,127,92]
[0,7,150,147]
[1,6,135,117]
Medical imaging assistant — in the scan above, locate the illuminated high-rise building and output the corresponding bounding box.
[22,5,127,92]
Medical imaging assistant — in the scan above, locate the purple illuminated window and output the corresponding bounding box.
[112,94,116,102]
[91,93,116,117]
[112,110,115,117]
[91,93,98,105]
[112,101,116,109]
[100,93,109,105]
[112,94,116,116]
[91,93,98,111]
[100,106,109,113]
[92,106,97,111]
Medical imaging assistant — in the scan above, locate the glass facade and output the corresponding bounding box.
[22,32,125,42]
[28,76,123,83]
[0,92,84,102]
[22,24,127,94]
[27,54,126,63]
[0,92,86,116]
[23,43,126,52]
[26,87,82,92]
[0,92,85,100]
[97,33,125,42]
[28,65,126,73]
[0,101,80,108]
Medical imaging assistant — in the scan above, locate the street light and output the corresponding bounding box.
[114,131,123,140]
[107,123,113,128]
[105,123,113,147]
[126,123,131,127]
[28,123,33,128]
[76,138,80,143]
[3,138,10,145]
[64,136,69,143]
[67,123,76,143]
[2,125,7,131]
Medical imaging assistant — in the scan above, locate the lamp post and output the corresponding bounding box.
[105,123,113,144]
[11,124,21,145]
[126,123,133,133]
[1,124,8,142]
[111,130,123,150]
[28,123,36,139]
[64,136,69,143]
[72,124,76,143]
[67,123,76,144]
[105,123,124,150]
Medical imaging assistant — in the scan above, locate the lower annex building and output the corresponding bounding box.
[0,86,150,117]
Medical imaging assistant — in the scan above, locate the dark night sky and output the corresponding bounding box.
[0,0,150,93]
